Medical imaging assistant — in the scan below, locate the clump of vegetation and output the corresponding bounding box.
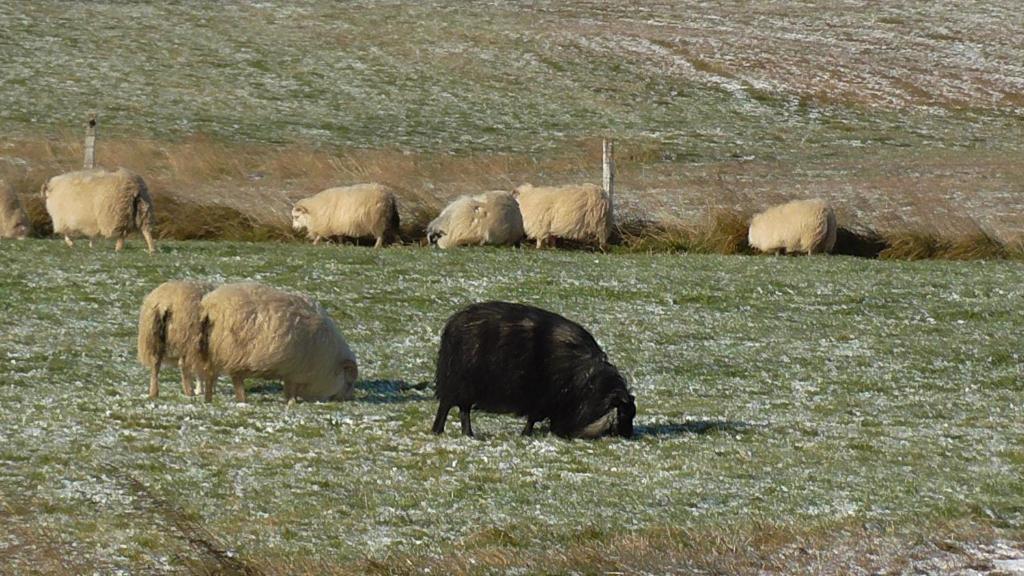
[154,194,298,242]
[616,209,750,255]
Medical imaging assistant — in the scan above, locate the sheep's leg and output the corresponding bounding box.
[459,406,474,437]
[148,365,160,399]
[64,235,74,248]
[313,236,322,246]
[535,236,545,249]
[203,374,216,403]
[431,403,451,435]
[115,236,125,252]
[521,418,536,436]
[180,364,194,397]
[283,381,298,404]
[141,228,155,254]
[232,375,246,402]
[374,235,383,248]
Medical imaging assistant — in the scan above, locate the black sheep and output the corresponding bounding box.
[431,301,636,439]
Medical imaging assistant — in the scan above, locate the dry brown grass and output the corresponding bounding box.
[1,134,1019,259]
[215,518,1019,576]
[617,209,752,255]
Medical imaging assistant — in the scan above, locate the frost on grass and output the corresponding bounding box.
[0,241,1022,571]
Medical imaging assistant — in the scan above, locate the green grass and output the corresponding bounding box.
[0,239,1022,573]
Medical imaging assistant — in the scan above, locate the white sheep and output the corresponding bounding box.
[748,199,837,255]
[0,180,31,239]
[426,190,524,248]
[41,168,155,253]
[291,183,399,247]
[137,280,215,399]
[198,282,358,403]
[513,183,612,249]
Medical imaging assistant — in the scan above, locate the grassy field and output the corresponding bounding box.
[0,239,1021,573]
[2,1,1023,244]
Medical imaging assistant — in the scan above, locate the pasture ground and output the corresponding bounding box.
[0,239,1021,574]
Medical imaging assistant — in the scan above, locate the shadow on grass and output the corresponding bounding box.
[356,379,432,404]
[635,420,754,438]
[243,380,431,404]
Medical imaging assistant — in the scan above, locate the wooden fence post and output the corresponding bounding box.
[602,138,614,212]
[84,114,97,169]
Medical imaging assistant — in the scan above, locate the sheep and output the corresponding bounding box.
[291,183,399,247]
[748,198,837,255]
[513,183,612,250]
[431,301,636,439]
[426,190,525,248]
[137,280,215,399]
[0,180,31,239]
[198,282,358,403]
[41,168,155,253]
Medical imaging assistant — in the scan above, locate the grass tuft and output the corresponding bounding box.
[154,194,298,242]
[617,209,750,255]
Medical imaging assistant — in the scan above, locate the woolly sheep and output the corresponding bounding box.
[513,183,612,250]
[0,180,30,239]
[291,183,399,247]
[41,168,155,253]
[198,282,358,403]
[432,301,636,439]
[426,190,524,248]
[137,280,215,399]
[748,198,837,255]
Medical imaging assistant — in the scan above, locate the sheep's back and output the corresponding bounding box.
[749,199,835,254]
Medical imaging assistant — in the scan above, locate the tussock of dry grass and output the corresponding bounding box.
[880,228,1011,261]
[617,209,751,255]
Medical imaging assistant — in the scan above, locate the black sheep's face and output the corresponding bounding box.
[575,368,636,439]
[616,394,636,438]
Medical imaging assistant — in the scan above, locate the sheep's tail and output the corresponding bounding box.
[131,176,154,232]
[387,195,400,240]
[139,307,169,367]
[198,313,212,366]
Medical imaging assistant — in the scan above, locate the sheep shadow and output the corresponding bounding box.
[242,380,431,404]
[356,380,432,404]
[634,420,754,438]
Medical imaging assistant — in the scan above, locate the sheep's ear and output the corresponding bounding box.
[293,205,308,214]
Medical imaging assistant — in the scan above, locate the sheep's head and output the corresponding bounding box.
[11,221,30,239]
[290,204,310,232]
[572,364,636,439]
[332,359,358,401]
[425,214,447,246]
[426,229,444,245]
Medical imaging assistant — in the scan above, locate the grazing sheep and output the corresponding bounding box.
[291,183,399,247]
[748,199,837,255]
[137,280,215,399]
[41,168,155,253]
[513,183,612,250]
[198,282,358,403]
[0,180,31,239]
[432,301,636,439]
[426,190,524,248]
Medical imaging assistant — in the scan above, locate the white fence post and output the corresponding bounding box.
[602,138,614,213]
[84,114,97,169]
